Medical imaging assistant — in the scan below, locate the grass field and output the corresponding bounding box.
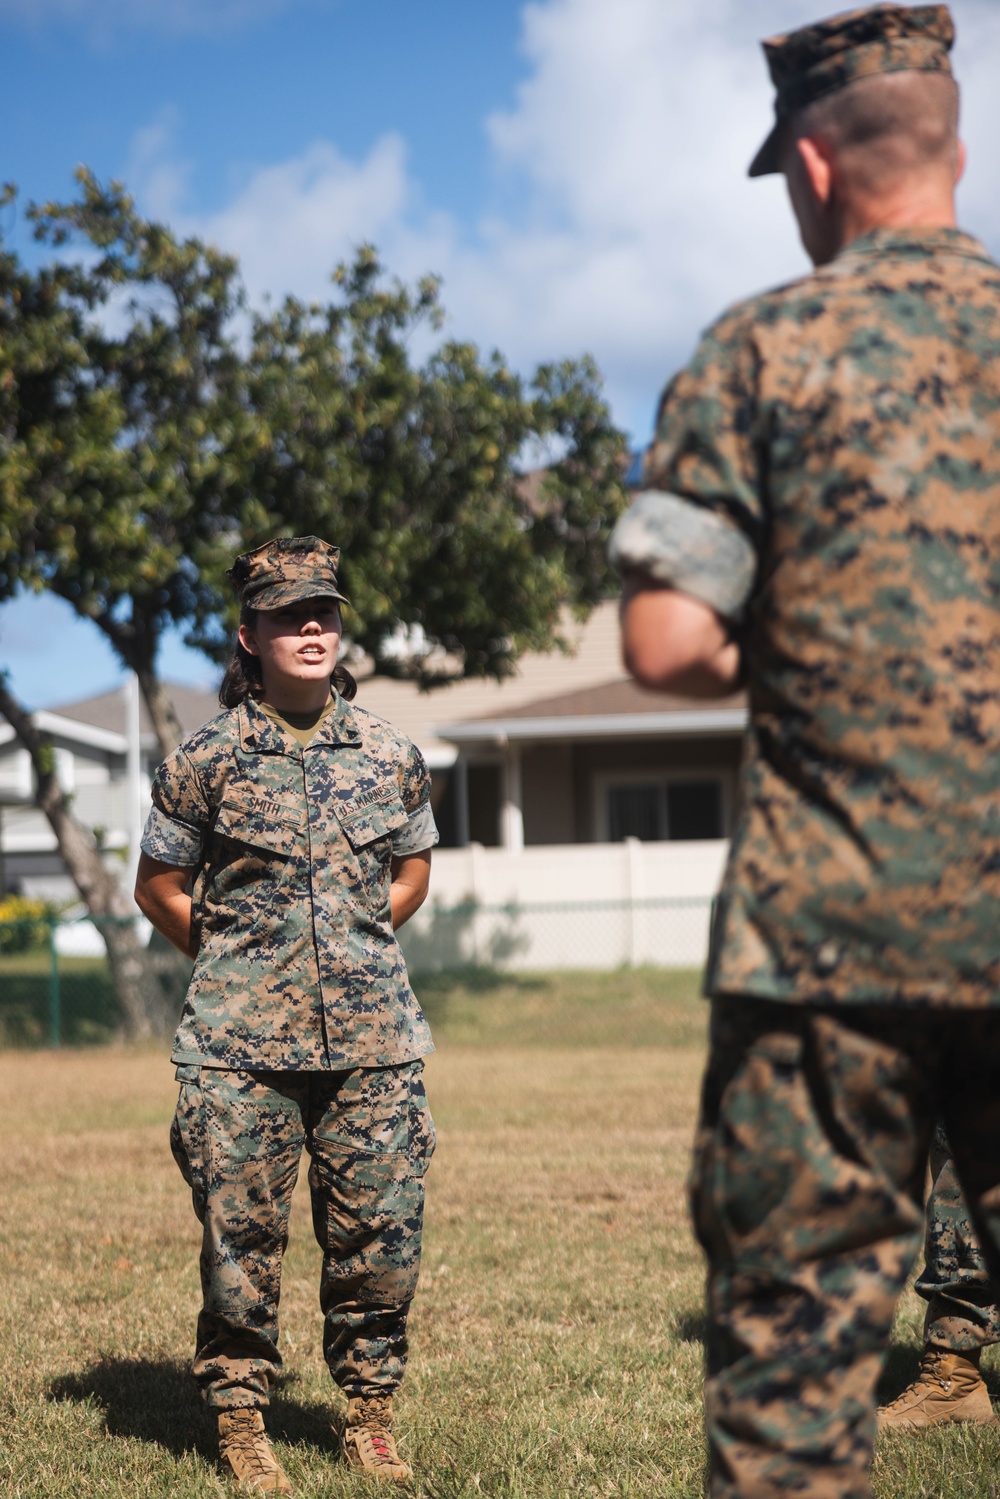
[0,949,115,1048]
[3,966,1000,1497]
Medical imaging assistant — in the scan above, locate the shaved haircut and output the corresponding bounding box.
[793,70,960,194]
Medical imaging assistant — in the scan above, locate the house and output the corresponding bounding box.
[341,602,748,853]
[0,603,748,967]
[0,683,217,901]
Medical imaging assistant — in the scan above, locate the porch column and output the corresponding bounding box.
[453,755,470,848]
[500,739,524,852]
[124,672,144,912]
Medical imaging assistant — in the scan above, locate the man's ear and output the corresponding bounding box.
[955,137,967,187]
[238,622,260,657]
[796,135,835,207]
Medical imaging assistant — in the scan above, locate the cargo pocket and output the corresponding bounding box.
[309,1142,423,1306]
[309,1062,431,1303]
[170,1071,209,1223]
[696,1025,808,1258]
[205,796,305,936]
[339,797,410,852]
[408,1064,436,1178]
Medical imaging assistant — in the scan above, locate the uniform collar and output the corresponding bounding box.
[238,692,363,754]
[835,225,994,267]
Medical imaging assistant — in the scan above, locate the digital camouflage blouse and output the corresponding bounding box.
[612,228,1000,1007]
[142,692,439,1068]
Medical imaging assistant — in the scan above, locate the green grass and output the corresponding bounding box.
[0,949,115,1047]
[2,968,1000,1496]
[414,964,710,1049]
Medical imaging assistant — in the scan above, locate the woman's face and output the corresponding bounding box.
[239,597,343,701]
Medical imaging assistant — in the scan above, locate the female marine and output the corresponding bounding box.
[135,536,437,1491]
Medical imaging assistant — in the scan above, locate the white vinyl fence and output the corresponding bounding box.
[397,838,727,972]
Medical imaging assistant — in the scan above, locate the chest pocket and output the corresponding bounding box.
[339,795,409,852]
[213,795,305,858]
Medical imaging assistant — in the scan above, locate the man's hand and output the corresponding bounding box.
[620,578,742,697]
[390,850,432,929]
[135,853,198,959]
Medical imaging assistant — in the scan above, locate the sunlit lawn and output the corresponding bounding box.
[1,966,998,1497]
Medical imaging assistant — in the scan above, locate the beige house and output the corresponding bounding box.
[0,603,746,967]
[350,602,747,854]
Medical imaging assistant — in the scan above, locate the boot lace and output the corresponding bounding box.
[881,1346,952,1411]
[348,1399,403,1469]
[222,1413,280,1481]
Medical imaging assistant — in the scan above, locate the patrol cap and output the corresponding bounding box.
[227,536,349,611]
[749,3,955,178]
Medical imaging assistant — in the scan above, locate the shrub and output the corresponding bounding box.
[0,895,55,954]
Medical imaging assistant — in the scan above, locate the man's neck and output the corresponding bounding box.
[835,189,958,257]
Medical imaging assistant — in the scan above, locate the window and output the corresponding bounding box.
[606,777,724,842]
[608,784,663,841]
[666,780,723,840]
[467,763,502,847]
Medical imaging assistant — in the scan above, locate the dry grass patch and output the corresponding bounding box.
[2,969,1000,1496]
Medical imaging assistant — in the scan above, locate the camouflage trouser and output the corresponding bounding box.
[915,1123,1000,1353]
[690,996,1000,1499]
[170,1060,435,1410]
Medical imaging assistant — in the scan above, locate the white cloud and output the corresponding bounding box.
[128,112,192,221]
[950,4,1000,244]
[158,135,424,310]
[126,0,1000,441]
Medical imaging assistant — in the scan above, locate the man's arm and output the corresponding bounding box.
[135,853,198,959]
[390,849,431,929]
[620,576,742,697]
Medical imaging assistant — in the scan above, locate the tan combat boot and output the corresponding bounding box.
[877,1346,997,1431]
[218,1408,294,1494]
[341,1393,412,1483]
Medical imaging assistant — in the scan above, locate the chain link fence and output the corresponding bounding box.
[0,895,713,1047]
[0,913,191,1048]
[398,895,715,973]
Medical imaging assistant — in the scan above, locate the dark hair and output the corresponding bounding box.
[219,604,357,709]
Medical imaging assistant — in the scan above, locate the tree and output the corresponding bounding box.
[1,171,251,760]
[0,169,628,1037]
[4,172,628,716]
[193,248,628,684]
[0,677,157,1038]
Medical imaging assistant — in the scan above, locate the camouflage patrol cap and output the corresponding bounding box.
[227,535,349,611]
[749,3,955,177]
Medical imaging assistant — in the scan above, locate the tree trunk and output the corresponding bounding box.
[103,919,156,1042]
[87,609,185,762]
[134,663,185,760]
[0,673,156,1041]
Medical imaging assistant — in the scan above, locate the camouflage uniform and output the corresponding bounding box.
[170,1059,434,1404]
[145,692,437,1072]
[142,540,439,1412]
[611,8,1000,1493]
[915,1127,1000,1354]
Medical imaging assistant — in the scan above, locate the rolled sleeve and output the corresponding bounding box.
[610,489,758,622]
[615,311,765,621]
[391,799,440,857]
[146,746,210,867]
[140,804,204,867]
[400,743,433,815]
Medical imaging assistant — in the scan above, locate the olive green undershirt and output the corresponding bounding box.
[258,695,336,748]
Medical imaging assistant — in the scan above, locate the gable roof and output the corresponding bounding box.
[53,682,221,740]
[437,677,748,744]
[488,678,746,719]
[34,602,744,761]
[348,601,626,762]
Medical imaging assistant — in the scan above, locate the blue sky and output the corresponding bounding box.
[2,0,1000,708]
